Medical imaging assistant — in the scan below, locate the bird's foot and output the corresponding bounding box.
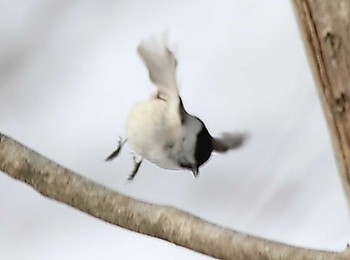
[105,137,127,161]
[127,153,143,181]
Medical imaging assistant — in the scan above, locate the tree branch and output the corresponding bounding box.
[292,0,350,207]
[0,133,349,259]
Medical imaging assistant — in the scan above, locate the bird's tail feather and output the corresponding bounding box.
[212,132,249,153]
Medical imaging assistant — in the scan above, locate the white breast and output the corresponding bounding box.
[126,99,182,170]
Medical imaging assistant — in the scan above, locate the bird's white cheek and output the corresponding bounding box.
[180,134,197,165]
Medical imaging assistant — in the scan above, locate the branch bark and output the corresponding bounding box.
[292,0,350,207]
[0,133,349,259]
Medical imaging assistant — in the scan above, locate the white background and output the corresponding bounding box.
[1,1,349,259]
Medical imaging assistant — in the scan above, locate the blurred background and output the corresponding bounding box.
[1,1,350,259]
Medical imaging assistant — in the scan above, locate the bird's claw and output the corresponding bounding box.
[105,137,126,161]
[127,153,143,181]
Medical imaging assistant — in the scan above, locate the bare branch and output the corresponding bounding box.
[292,0,350,207]
[0,133,349,259]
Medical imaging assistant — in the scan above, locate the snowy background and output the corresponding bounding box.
[1,1,350,259]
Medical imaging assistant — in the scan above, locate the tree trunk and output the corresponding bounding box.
[292,0,350,207]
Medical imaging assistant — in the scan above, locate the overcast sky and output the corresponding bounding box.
[1,1,350,259]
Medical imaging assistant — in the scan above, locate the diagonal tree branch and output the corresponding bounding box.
[292,0,350,207]
[0,132,349,259]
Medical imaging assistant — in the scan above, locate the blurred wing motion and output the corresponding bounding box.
[137,35,179,101]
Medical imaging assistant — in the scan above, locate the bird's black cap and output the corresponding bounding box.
[194,120,213,168]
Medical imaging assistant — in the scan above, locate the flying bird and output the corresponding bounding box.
[106,35,248,181]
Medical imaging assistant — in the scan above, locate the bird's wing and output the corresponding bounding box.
[137,34,179,101]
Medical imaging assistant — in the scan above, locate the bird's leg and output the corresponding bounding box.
[127,153,143,181]
[105,137,127,161]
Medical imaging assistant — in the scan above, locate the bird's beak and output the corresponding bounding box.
[191,166,199,178]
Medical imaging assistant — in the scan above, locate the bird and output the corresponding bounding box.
[106,34,248,181]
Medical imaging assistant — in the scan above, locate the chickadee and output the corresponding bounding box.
[107,35,248,181]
